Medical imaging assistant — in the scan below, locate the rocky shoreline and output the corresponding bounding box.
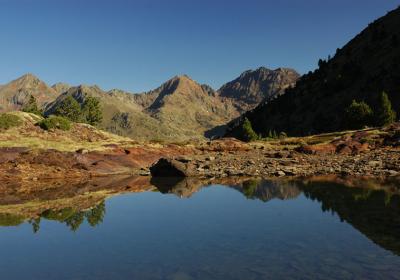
[150,147,400,179]
[0,124,399,183]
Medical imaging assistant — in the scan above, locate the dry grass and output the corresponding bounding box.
[0,111,136,152]
[253,127,387,149]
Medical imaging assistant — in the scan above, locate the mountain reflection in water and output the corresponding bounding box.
[0,175,399,257]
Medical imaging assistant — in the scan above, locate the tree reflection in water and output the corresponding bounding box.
[27,201,106,233]
[297,180,400,256]
[0,176,399,256]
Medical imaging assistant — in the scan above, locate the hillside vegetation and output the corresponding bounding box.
[227,7,400,138]
[0,111,134,152]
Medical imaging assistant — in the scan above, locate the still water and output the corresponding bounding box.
[0,177,399,279]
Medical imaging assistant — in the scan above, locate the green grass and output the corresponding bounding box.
[0,113,22,130]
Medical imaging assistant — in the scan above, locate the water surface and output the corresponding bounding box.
[0,177,399,279]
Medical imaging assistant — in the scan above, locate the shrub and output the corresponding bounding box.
[279,132,287,139]
[39,116,71,131]
[375,91,396,126]
[54,95,82,122]
[239,117,259,142]
[0,113,22,130]
[22,95,43,116]
[267,129,279,139]
[344,100,373,129]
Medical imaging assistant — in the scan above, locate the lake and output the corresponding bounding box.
[0,176,399,279]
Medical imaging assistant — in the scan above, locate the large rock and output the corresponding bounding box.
[150,158,197,177]
[296,144,336,155]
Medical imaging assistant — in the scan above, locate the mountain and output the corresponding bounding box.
[138,75,239,137]
[46,75,238,140]
[0,65,298,140]
[218,67,299,112]
[0,74,59,112]
[51,82,71,94]
[227,7,400,137]
[46,84,177,140]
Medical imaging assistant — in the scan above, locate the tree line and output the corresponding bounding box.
[237,91,397,142]
[22,94,103,130]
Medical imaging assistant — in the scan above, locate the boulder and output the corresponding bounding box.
[150,158,196,177]
[296,144,336,155]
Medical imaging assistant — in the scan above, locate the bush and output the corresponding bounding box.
[267,129,279,139]
[0,113,22,130]
[39,116,71,131]
[279,132,287,139]
[344,100,373,129]
[22,95,43,116]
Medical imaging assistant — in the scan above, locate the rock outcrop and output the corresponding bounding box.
[0,74,59,112]
[218,67,300,112]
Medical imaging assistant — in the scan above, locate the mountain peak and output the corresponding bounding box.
[218,67,300,112]
[0,73,59,112]
[52,82,71,94]
[12,73,42,87]
[256,66,272,72]
[171,74,195,83]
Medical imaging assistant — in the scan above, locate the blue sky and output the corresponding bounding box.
[0,0,398,92]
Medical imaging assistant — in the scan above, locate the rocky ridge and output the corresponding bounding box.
[0,67,298,141]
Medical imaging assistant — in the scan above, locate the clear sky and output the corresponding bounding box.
[0,0,398,92]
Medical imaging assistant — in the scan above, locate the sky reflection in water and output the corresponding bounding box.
[0,177,399,279]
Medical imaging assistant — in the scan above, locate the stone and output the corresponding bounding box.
[150,158,196,177]
[386,170,399,176]
[368,160,382,167]
[175,156,192,163]
[76,148,89,154]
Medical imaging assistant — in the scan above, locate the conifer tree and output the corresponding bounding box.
[239,117,259,142]
[22,95,43,116]
[376,91,396,126]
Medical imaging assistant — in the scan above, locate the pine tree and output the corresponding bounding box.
[82,96,102,126]
[22,95,43,116]
[376,91,396,126]
[240,117,259,142]
[54,96,82,122]
[344,100,373,129]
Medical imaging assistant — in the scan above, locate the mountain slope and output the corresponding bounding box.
[51,82,72,95]
[0,65,299,140]
[227,7,400,137]
[0,74,59,112]
[141,75,239,137]
[46,85,180,140]
[218,67,299,112]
